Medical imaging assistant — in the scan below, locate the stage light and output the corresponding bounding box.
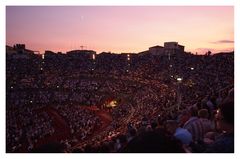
[177,78,182,81]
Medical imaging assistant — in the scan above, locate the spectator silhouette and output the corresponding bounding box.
[121,129,184,153]
[205,97,234,153]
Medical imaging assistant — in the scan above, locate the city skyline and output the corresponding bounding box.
[6,6,234,54]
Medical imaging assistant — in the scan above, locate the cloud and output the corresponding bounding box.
[211,40,234,44]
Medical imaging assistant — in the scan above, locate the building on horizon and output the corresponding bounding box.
[139,41,185,57]
[149,45,164,56]
[164,42,185,54]
[67,49,96,60]
[6,44,35,59]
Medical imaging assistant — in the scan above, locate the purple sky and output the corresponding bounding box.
[6,6,234,54]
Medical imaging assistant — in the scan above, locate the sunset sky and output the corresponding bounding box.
[6,6,234,54]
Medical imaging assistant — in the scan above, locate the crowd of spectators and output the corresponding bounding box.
[6,49,234,153]
[54,104,101,140]
[6,104,55,152]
